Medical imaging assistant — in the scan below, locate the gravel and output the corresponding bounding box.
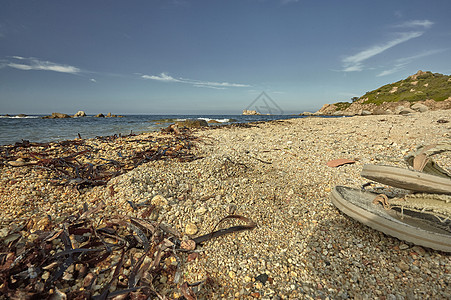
[1,110,450,298]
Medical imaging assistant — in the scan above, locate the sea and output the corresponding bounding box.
[0,114,312,146]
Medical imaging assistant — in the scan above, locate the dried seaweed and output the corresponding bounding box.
[1,130,202,189]
[0,200,256,299]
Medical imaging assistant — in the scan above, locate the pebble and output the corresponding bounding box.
[398,260,410,272]
[185,222,198,235]
[399,243,410,250]
[151,194,168,206]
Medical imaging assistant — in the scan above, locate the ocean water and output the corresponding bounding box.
[0,114,309,145]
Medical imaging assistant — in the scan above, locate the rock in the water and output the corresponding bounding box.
[242,110,261,115]
[73,111,87,117]
[42,112,71,119]
[175,119,208,128]
[95,113,105,118]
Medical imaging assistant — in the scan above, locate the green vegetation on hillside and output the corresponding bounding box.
[334,101,352,111]
[361,71,451,105]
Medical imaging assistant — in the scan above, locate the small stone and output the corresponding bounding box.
[185,222,198,235]
[180,239,196,250]
[399,243,409,250]
[0,227,9,238]
[8,160,28,167]
[42,271,50,281]
[398,260,409,272]
[195,207,207,215]
[160,275,168,284]
[244,275,252,283]
[412,245,426,256]
[151,195,168,206]
[255,273,269,285]
[228,271,236,279]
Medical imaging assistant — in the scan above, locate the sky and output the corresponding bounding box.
[1,0,451,115]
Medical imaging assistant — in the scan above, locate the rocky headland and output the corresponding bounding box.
[315,70,451,116]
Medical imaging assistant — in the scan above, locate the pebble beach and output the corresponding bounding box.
[1,110,450,299]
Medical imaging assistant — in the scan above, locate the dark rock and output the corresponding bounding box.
[255,273,269,285]
[42,112,71,119]
[95,113,105,118]
[175,119,209,128]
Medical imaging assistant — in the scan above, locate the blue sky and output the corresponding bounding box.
[1,0,451,115]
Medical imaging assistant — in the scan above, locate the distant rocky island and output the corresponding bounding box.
[242,109,261,115]
[316,70,451,116]
[42,111,124,119]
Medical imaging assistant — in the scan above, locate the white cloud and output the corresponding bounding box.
[377,63,408,77]
[342,31,423,72]
[142,72,181,82]
[142,72,251,89]
[6,57,81,74]
[394,20,434,29]
[377,49,446,77]
[90,78,97,83]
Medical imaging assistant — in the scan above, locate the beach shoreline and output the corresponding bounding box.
[1,110,450,298]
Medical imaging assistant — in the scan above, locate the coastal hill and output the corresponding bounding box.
[317,70,451,115]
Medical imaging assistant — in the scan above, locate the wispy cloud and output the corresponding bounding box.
[281,0,300,4]
[4,56,81,74]
[142,73,181,82]
[341,19,434,73]
[394,20,434,29]
[342,31,423,72]
[142,72,251,89]
[377,49,447,77]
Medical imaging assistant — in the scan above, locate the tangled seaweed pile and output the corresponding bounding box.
[0,128,200,190]
[0,200,255,299]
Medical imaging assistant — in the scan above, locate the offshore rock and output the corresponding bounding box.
[42,112,71,119]
[242,110,261,115]
[73,111,87,117]
[95,113,105,118]
[175,119,209,128]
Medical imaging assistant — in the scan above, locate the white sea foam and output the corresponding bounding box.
[0,115,39,119]
[198,118,230,123]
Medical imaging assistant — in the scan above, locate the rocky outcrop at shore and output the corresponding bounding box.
[316,98,451,116]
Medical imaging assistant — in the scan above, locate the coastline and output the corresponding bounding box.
[1,110,450,298]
